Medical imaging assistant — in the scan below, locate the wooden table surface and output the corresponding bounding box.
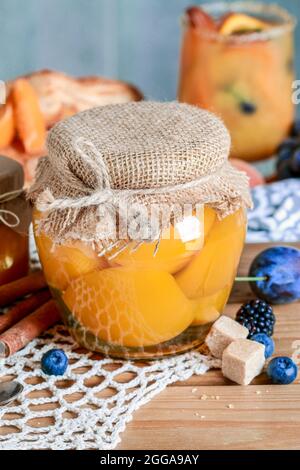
[1,243,299,450]
[117,243,300,450]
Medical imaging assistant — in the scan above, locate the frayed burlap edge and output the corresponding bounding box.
[28,159,252,254]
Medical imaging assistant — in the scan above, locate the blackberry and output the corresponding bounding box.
[235,299,275,337]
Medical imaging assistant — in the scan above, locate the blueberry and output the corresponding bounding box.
[290,119,300,138]
[41,349,68,376]
[267,357,298,384]
[239,101,257,114]
[251,333,275,358]
[249,246,300,304]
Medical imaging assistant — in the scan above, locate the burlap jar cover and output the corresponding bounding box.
[28,101,252,253]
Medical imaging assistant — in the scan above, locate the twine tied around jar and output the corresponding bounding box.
[36,136,246,256]
[28,101,253,253]
[0,189,24,228]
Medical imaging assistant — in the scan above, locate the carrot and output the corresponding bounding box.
[12,78,46,155]
[0,101,15,149]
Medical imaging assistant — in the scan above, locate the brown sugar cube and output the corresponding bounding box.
[222,339,265,385]
[205,315,248,359]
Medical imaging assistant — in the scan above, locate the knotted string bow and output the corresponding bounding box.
[0,189,23,228]
[36,137,163,243]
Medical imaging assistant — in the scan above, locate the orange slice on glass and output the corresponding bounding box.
[219,13,270,35]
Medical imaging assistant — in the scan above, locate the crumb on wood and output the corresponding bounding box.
[199,394,221,401]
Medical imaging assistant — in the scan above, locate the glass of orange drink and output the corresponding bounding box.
[178,2,296,161]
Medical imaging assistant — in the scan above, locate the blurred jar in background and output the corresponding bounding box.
[178,2,296,161]
[0,156,31,285]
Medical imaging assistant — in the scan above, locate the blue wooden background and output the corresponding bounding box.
[0,0,299,100]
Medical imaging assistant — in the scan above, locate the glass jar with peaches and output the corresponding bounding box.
[30,102,251,359]
[178,2,296,161]
[34,206,246,358]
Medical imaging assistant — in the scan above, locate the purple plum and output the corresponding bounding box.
[249,246,300,304]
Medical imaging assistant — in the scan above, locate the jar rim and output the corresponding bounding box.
[182,1,297,43]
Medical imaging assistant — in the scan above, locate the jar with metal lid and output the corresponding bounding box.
[29,101,251,359]
[0,155,31,285]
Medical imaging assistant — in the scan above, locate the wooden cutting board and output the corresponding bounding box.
[0,243,299,449]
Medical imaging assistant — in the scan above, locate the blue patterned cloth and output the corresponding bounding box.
[247,179,300,243]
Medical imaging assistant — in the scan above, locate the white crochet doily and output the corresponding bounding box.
[0,328,219,450]
[0,230,219,450]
